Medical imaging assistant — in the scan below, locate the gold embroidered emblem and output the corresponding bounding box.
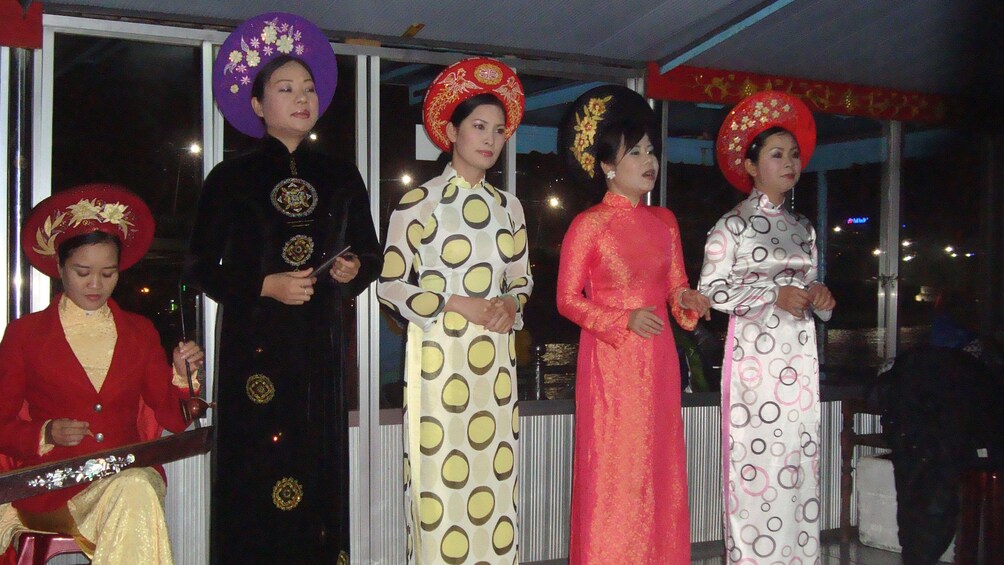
[272,477,303,511]
[281,234,314,267]
[474,63,502,85]
[336,551,349,565]
[270,177,318,217]
[246,374,275,404]
[570,95,613,177]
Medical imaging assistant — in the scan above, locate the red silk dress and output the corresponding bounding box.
[557,192,697,564]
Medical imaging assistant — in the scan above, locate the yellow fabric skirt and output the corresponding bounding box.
[0,467,173,564]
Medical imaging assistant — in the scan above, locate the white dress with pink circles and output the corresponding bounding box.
[699,189,829,564]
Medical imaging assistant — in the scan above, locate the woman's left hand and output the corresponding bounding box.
[173,341,205,377]
[483,296,517,334]
[680,289,712,320]
[807,283,836,311]
[329,254,361,283]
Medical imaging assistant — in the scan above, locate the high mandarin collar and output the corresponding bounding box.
[445,164,489,191]
[752,188,786,211]
[58,294,113,327]
[603,191,641,209]
[263,134,307,159]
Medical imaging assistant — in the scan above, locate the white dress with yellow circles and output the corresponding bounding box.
[378,164,532,565]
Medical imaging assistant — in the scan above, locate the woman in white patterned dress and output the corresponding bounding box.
[377,57,532,565]
[698,91,836,564]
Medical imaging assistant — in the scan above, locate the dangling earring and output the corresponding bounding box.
[606,170,616,180]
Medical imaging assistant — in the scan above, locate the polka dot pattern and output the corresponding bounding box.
[698,190,823,563]
[378,166,532,564]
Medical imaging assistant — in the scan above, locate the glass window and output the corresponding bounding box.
[900,125,981,352]
[514,76,621,401]
[377,60,450,410]
[662,101,742,392]
[812,114,885,372]
[51,34,202,355]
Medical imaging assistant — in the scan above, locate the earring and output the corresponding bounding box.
[606,170,616,180]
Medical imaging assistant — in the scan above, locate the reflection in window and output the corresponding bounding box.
[51,34,202,355]
[378,61,445,409]
[901,126,980,353]
[514,76,620,401]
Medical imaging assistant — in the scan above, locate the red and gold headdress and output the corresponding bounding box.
[22,184,154,277]
[716,90,816,192]
[422,57,525,152]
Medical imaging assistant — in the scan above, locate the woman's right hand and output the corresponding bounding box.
[445,295,494,326]
[261,269,317,305]
[46,419,91,447]
[776,285,811,318]
[628,306,664,338]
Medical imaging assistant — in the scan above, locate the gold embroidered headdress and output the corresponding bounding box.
[559,85,658,184]
[22,184,154,278]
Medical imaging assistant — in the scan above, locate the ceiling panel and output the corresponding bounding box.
[47,0,988,94]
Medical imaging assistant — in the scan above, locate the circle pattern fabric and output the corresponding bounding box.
[698,190,823,563]
[378,165,533,564]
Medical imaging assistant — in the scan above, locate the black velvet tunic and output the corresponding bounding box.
[185,135,381,564]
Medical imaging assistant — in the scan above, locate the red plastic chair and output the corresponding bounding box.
[15,533,87,565]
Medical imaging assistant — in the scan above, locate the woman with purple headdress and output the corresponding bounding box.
[185,13,381,563]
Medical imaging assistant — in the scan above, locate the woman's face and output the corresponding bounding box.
[251,60,319,146]
[58,242,119,311]
[447,103,506,183]
[745,132,801,196]
[603,134,659,205]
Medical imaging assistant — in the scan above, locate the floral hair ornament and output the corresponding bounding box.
[422,57,525,152]
[558,84,657,185]
[22,184,155,278]
[213,12,338,138]
[716,90,816,193]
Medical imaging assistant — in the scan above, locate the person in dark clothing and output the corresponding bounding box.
[877,343,1004,565]
[184,12,381,564]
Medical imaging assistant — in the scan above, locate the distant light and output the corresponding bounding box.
[309,133,318,141]
[950,253,959,258]
[188,143,201,155]
[872,249,881,256]
[846,216,869,225]
[140,287,151,294]
[965,252,975,258]
[832,226,842,233]
[902,255,916,262]
[548,196,561,208]
[401,174,413,186]
[901,240,912,248]
[944,245,954,253]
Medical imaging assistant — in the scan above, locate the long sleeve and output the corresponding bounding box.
[698,213,779,319]
[556,213,632,348]
[501,195,533,330]
[183,164,266,307]
[377,186,447,330]
[135,317,190,434]
[802,221,832,322]
[329,166,383,299]
[653,208,698,331]
[0,322,46,460]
